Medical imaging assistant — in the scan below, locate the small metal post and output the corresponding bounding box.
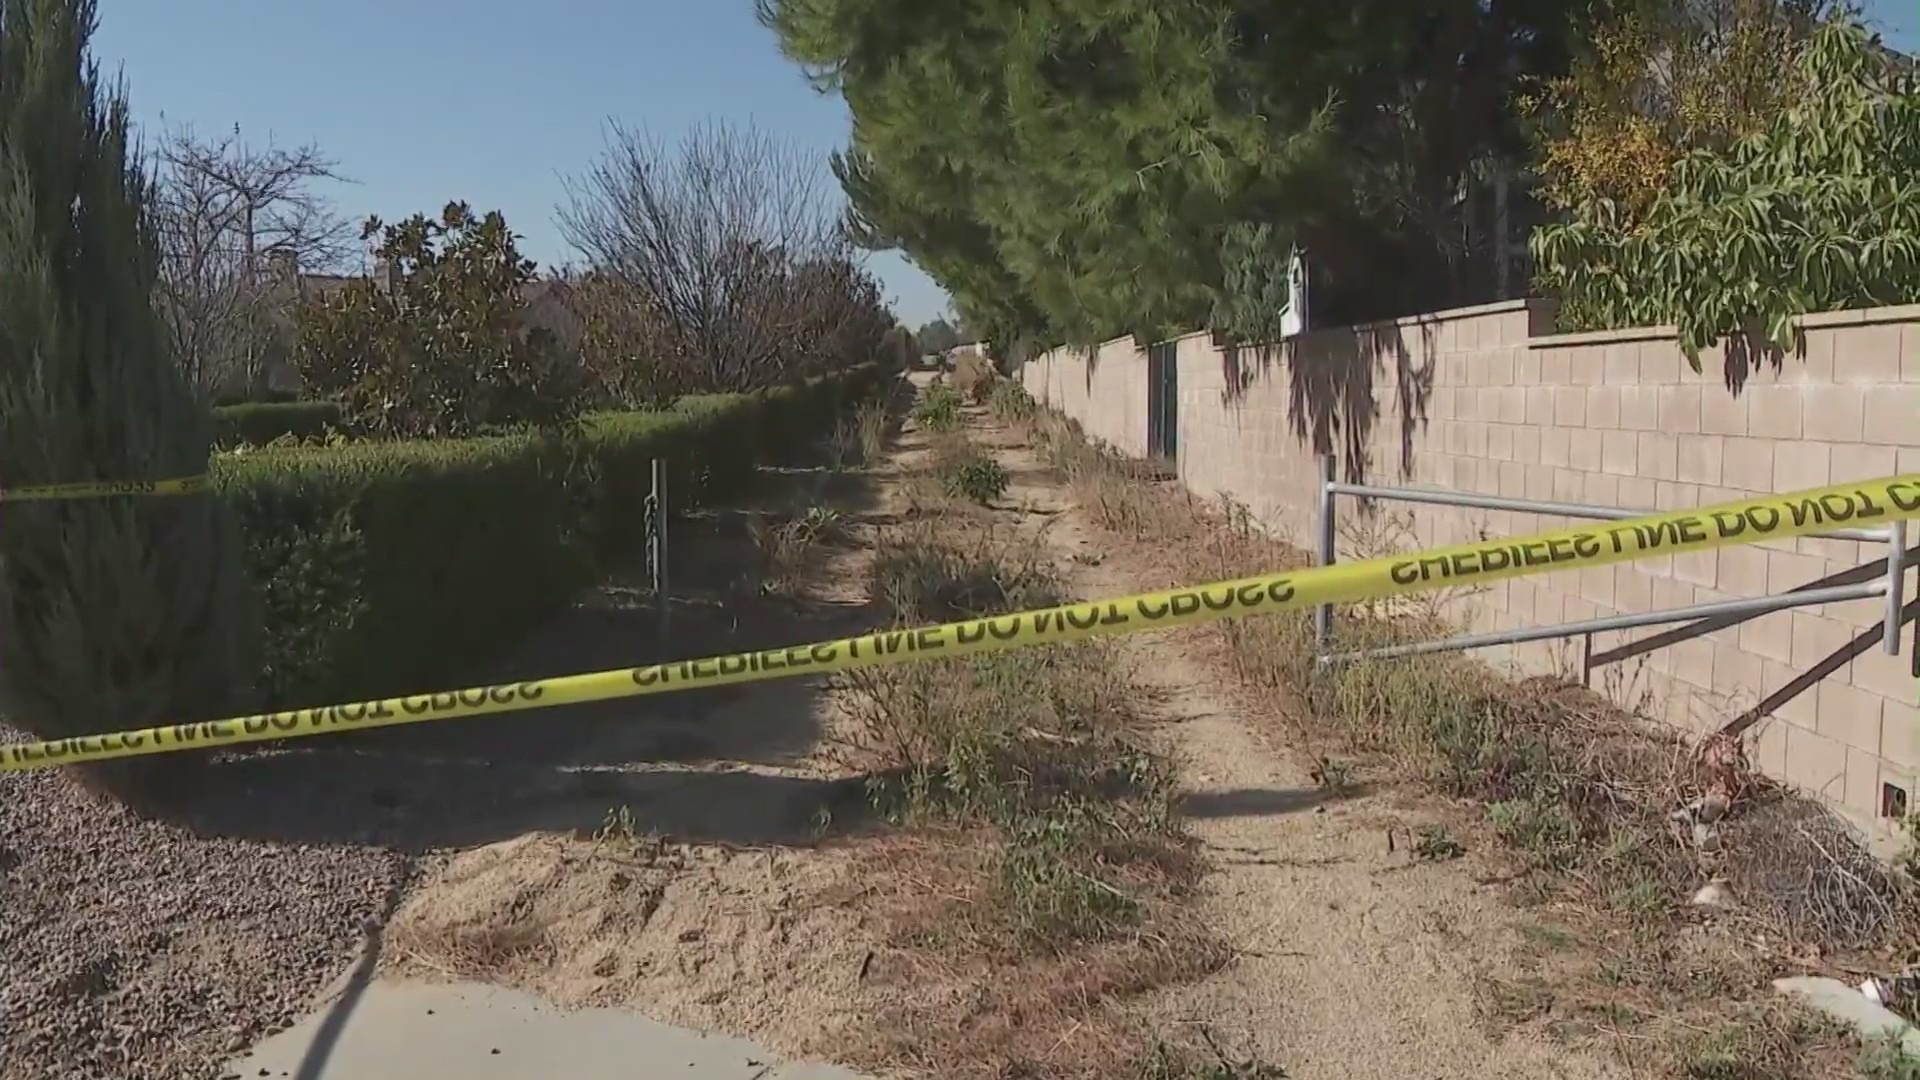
[1314,452,1336,654]
[649,458,670,640]
[1885,519,1907,656]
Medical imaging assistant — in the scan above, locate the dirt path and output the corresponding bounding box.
[365,390,941,1063]
[974,415,1627,1080]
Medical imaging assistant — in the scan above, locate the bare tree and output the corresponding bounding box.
[150,124,355,397]
[558,120,875,394]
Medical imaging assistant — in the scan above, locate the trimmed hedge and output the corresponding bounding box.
[213,401,343,448]
[218,362,891,708]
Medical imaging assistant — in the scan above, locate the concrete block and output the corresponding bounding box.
[1773,977,1920,1059]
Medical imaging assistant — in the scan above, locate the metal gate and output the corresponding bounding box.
[1307,453,1914,712]
[1147,342,1178,462]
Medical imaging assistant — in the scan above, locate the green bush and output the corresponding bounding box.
[942,454,1011,505]
[222,363,887,707]
[213,401,343,448]
[1532,22,1920,363]
[220,433,581,704]
[294,203,583,438]
[930,435,1010,505]
[914,384,963,431]
[988,379,1036,422]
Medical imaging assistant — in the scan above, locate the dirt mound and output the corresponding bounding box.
[0,760,403,1080]
[385,831,885,1056]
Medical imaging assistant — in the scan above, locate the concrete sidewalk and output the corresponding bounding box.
[225,979,869,1080]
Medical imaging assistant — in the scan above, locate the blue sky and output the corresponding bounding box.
[95,0,1920,330]
[92,0,957,326]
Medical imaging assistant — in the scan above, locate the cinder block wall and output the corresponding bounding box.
[1025,299,1920,832]
[1019,336,1154,459]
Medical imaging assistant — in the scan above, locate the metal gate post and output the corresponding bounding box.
[649,458,670,640]
[1886,519,1908,655]
[1314,452,1336,655]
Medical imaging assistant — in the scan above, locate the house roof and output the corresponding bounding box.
[295,272,357,299]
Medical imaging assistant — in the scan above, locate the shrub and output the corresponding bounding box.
[988,379,1036,422]
[213,401,343,448]
[822,397,889,470]
[221,433,582,704]
[222,364,885,707]
[567,396,764,563]
[841,527,1190,950]
[294,202,584,437]
[748,362,889,456]
[930,434,1011,505]
[871,522,1062,622]
[941,452,1010,505]
[746,505,845,594]
[913,384,963,431]
[1532,21,1920,362]
[0,2,254,800]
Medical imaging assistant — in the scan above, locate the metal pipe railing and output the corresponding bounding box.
[1313,453,1336,652]
[1588,543,1920,669]
[1313,453,1912,668]
[1326,479,1893,544]
[1320,581,1885,665]
[1886,520,1908,655]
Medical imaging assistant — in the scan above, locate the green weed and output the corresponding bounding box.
[914,384,963,431]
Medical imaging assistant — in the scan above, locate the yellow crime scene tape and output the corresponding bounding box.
[0,475,210,502]
[3,474,1918,773]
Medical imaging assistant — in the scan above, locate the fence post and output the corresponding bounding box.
[649,457,670,640]
[1314,452,1336,656]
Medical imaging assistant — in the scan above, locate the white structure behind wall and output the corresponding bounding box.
[1282,248,1309,338]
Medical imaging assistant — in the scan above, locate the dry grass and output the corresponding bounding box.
[870,519,1062,622]
[838,524,1195,950]
[824,495,1241,1077]
[899,431,1013,518]
[1023,403,1920,1077]
[988,378,1038,424]
[836,827,1238,1079]
[925,434,1009,505]
[1028,411,1199,542]
[744,504,847,594]
[387,809,685,987]
[822,397,890,470]
[912,382,963,432]
[953,352,996,403]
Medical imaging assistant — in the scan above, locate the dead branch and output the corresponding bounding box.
[558,119,890,398]
[149,123,354,397]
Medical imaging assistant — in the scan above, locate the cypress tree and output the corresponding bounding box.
[0,0,253,800]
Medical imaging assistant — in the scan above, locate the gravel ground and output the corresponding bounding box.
[0,571,861,1080]
[0,756,403,1080]
[0,472,892,1080]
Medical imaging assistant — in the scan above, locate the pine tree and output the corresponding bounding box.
[0,0,253,799]
[760,0,1577,347]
